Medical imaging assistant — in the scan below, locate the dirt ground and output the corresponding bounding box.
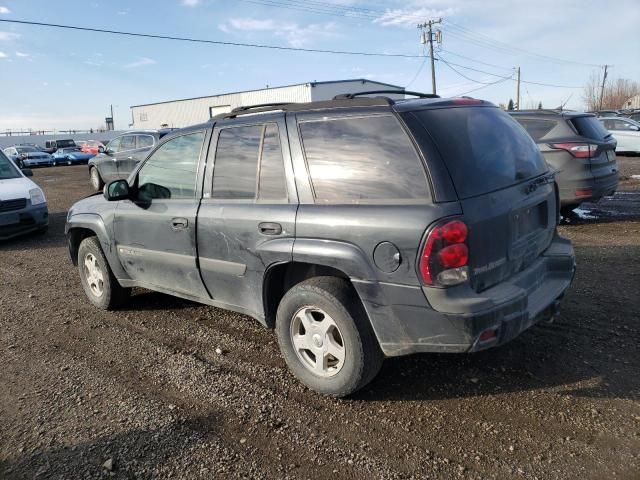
[1,158,639,480]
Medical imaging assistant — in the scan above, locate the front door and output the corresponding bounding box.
[117,134,156,179]
[99,137,121,182]
[197,116,297,320]
[113,129,210,298]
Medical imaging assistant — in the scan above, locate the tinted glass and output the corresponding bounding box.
[107,138,121,152]
[16,147,37,153]
[571,116,610,140]
[258,125,287,200]
[121,135,136,150]
[300,115,428,203]
[212,126,262,199]
[414,107,547,199]
[514,118,556,141]
[0,150,20,179]
[138,131,204,200]
[137,135,154,148]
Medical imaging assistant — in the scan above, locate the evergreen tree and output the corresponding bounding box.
[507,99,514,111]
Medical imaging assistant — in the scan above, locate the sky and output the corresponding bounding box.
[0,0,638,131]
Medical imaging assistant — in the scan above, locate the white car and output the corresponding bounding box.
[599,117,640,153]
[0,150,48,240]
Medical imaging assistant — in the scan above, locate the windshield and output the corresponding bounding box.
[413,106,548,199]
[0,151,21,179]
[61,147,81,153]
[15,146,38,154]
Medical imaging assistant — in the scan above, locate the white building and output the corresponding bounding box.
[130,79,405,129]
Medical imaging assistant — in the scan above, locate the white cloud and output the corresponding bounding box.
[15,51,29,57]
[181,0,201,6]
[374,5,459,27]
[0,31,20,41]
[0,51,7,58]
[124,57,157,68]
[220,18,340,48]
[0,6,10,14]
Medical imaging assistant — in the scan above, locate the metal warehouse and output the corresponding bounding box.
[129,79,405,129]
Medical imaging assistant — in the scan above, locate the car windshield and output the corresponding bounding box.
[15,146,38,154]
[0,150,21,179]
[61,148,81,153]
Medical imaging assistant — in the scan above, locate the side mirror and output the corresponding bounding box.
[98,146,106,154]
[21,168,33,177]
[104,179,130,201]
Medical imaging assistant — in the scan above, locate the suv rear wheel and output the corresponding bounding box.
[78,237,130,310]
[90,167,104,191]
[275,276,383,397]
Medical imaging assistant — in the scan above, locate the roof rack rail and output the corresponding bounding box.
[510,108,576,114]
[333,90,439,100]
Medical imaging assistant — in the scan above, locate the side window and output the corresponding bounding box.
[137,131,205,200]
[212,123,287,201]
[515,118,556,141]
[258,125,287,200]
[107,137,121,153]
[120,135,136,151]
[299,115,429,203]
[137,135,154,149]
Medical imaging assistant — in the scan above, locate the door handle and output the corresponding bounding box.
[127,156,134,160]
[171,217,189,230]
[258,222,282,235]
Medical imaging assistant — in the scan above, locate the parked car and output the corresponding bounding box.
[67,93,576,397]
[510,110,618,217]
[3,145,54,168]
[76,140,105,155]
[42,139,76,154]
[589,110,621,118]
[87,129,175,190]
[598,117,640,154]
[0,149,48,240]
[52,147,96,165]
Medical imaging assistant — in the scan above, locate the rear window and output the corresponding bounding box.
[56,140,75,148]
[414,107,547,199]
[299,115,429,203]
[513,118,557,141]
[571,116,610,140]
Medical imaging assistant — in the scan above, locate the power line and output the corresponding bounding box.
[437,48,513,72]
[0,18,426,58]
[456,77,513,96]
[436,54,512,85]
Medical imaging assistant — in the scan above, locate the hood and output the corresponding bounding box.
[67,192,114,218]
[0,176,38,200]
[22,152,51,159]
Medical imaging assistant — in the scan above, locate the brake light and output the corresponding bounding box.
[451,98,484,105]
[419,219,470,286]
[575,188,593,197]
[550,143,598,158]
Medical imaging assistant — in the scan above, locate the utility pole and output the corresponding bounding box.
[516,66,521,110]
[110,104,115,130]
[418,18,442,95]
[599,65,609,110]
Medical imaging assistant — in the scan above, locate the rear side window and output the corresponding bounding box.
[571,116,610,140]
[120,135,136,151]
[299,115,429,203]
[137,135,154,148]
[414,107,547,199]
[212,124,287,201]
[513,118,556,141]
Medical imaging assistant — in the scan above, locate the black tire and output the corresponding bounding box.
[77,236,130,310]
[17,159,24,169]
[275,276,383,397]
[90,166,104,191]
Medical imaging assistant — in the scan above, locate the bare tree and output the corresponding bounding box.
[583,71,640,110]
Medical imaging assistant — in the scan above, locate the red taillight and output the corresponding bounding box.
[550,143,597,158]
[575,188,593,197]
[419,219,470,286]
[451,98,483,105]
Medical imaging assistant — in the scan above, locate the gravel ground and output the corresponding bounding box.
[1,160,639,480]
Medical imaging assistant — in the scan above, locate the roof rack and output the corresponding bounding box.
[333,90,439,100]
[510,108,577,115]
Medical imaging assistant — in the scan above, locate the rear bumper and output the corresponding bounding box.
[559,175,618,207]
[355,234,575,357]
[0,204,48,240]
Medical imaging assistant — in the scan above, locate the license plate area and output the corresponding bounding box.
[0,213,20,226]
[511,201,547,240]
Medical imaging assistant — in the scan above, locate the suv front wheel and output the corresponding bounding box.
[78,237,130,310]
[276,277,383,397]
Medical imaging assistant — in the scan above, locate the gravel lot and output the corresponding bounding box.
[1,158,639,480]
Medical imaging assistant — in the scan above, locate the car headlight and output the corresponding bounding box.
[29,188,46,205]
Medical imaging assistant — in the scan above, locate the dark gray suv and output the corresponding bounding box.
[88,129,174,190]
[66,93,575,397]
[510,110,619,217]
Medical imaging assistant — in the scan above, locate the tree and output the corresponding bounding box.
[583,71,640,110]
[507,99,514,111]
[538,102,543,110]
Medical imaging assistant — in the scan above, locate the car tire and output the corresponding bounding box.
[90,167,104,191]
[17,159,24,169]
[275,276,383,397]
[78,236,131,310]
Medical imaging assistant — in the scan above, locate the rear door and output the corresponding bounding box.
[197,115,297,320]
[410,106,555,292]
